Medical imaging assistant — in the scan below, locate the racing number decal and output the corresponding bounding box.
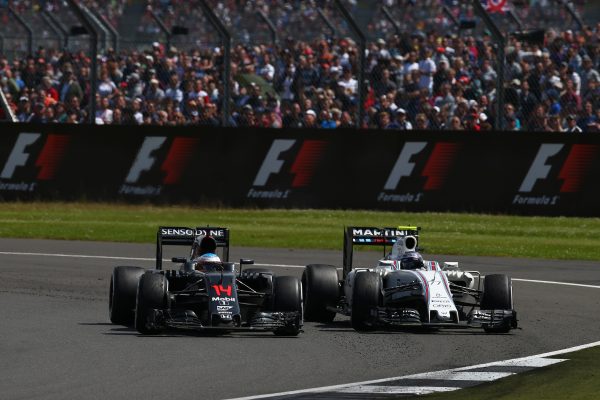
[211,284,232,297]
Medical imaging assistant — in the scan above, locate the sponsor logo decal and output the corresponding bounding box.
[514,144,598,206]
[379,141,460,203]
[211,297,236,303]
[160,228,225,237]
[120,136,199,196]
[217,305,233,312]
[248,139,327,199]
[352,228,413,237]
[0,133,70,192]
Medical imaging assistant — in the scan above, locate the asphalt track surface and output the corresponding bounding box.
[1,238,599,400]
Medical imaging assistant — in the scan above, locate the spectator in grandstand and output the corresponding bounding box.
[302,109,318,129]
[566,115,583,132]
[393,108,412,130]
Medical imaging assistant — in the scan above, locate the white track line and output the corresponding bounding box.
[226,341,600,400]
[0,251,599,289]
[512,278,600,289]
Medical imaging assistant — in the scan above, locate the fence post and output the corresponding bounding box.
[473,0,505,131]
[556,0,584,31]
[381,6,401,35]
[80,4,110,53]
[8,7,33,56]
[40,11,66,50]
[44,11,69,49]
[333,0,366,129]
[257,10,277,46]
[317,8,337,39]
[65,0,98,125]
[150,10,172,49]
[91,9,119,52]
[198,0,232,127]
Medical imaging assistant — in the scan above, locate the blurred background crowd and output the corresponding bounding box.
[0,0,598,131]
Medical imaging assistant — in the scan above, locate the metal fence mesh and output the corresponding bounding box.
[0,0,598,132]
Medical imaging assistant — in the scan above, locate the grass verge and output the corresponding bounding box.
[415,346,600,400]
[0,202,599,261]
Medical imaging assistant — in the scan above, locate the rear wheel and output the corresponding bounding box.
[302,264,339,323]
[272,276,303,336]
[109,266,145,325]
[135,273,168,334]
[481,274,513,333]
[351,272,381,332]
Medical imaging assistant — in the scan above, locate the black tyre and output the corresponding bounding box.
[272,276,303,336]
[109,266,145,325]
[302,264,339,323]
[351,272,381,332]
[481,274,513,333]
[135,273,168,334]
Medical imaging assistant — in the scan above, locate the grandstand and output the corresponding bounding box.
[0,0,598,131]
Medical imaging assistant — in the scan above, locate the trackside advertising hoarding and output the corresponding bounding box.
[0,123,598,216]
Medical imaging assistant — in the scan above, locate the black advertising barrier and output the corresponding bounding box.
[0,122,599,216]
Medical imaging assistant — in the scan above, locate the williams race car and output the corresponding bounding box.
[109,226,303,335]
[302,226,517,333]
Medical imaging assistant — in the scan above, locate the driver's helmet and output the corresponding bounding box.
[194,252,221,271]
[191,235,217,259]
[400,251,425,270]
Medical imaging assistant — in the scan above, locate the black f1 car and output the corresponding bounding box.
[109,226,303,336]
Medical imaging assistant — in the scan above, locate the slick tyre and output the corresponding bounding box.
[109,266,145,325]
[135,273,168,334]
[302,264,338,323]
[273,276,303,336]
[351,272,381,332]
[481,274,513,333]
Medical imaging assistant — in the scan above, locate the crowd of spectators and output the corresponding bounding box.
[0,0,598,131]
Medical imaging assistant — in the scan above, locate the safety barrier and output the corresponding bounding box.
[0,123,598,216]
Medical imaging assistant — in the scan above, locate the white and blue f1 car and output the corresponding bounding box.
[302,226,517,333]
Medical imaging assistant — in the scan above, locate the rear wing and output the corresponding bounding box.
[342,226,420,278]
[156,226,230,269]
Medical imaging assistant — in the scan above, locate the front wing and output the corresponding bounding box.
[144,309,302,333]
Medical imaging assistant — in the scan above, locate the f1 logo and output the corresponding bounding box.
[253,139,327,188]
[520,144,598,193]
[253,139,295,186]
[125,137,167,183]
[212,284,232,297]
[384,142,460,191]
[384,142,427,190]
[125,136,199,185]
[519,144,563,192]
[1,133,70,180]
[1,133,41,179]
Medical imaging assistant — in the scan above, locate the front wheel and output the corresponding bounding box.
[302,264,339,323]
[272,276,303,336]
[351,272,381,332]
[109,266,145,325]
[135,273,168,334]
[481,274,513,333]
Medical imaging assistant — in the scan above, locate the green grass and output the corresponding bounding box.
[415,346,600,400]
[1,202,600,261]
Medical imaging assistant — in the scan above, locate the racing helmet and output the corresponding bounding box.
[400,251,425,270]
[194,252,221,271]
[191,235,217,259]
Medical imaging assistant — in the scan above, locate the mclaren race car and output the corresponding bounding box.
[109,226,303,335]
[302,226,517,333]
